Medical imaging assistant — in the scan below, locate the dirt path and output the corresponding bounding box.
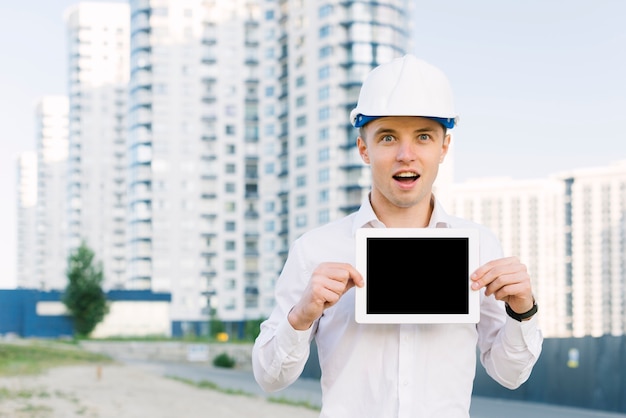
[0,363,320,418]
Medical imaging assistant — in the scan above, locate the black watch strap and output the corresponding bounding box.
[505,300,538,322]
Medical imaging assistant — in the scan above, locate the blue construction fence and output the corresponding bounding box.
[0,288,171,338]
[302,335,626,414]
[472,334,626,414]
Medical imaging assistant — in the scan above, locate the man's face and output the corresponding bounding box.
[357,116,450,213]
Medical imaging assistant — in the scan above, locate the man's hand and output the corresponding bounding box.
[288,262,364,330]
[470,256,534,314]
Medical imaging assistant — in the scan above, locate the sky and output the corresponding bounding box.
[1,1,625,288]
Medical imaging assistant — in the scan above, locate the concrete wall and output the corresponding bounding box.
[91,300,171,338]
[80,341,253,370]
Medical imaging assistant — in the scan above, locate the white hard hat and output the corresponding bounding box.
[350,54,458,129]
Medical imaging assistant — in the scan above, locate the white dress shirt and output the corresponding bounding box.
[252,195,543,418]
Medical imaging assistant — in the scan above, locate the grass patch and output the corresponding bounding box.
[16,403,53,414]
[0,340,113,377]
[166,375,321,411]
[267,396,321,411]
[166,375,255,397]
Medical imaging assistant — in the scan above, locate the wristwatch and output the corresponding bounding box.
[505,299,538,322]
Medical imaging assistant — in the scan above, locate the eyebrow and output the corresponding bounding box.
[371,126,437,137]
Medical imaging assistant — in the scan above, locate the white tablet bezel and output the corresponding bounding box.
[355,227,480,324]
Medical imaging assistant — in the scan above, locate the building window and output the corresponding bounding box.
[319,4,333,18]
[295,214,307,228]
[319,107,330,121]
[318,209,330,224]
[319,45,332,59]
[318,147,329,162]
[319,65,330,80]
[296,115,306,127]
[319,25,331,38]
[318,168,330,182]
[319,127,329,141]
[318,85,330,100]
[225,105,236,116]
[296,155,306,167]
[318,189,329,203]
[225,221,236,231]
[296,194,306,207]
[296,175,306,187]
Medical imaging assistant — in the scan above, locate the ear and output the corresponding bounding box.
[439,133,451,163]
[357,136,370,164]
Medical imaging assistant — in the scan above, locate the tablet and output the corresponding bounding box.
[355,227,480,324]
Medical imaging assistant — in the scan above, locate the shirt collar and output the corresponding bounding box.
[428,196,453,229]
[352,192,452,235]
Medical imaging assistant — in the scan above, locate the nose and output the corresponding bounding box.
[396,141,417,162]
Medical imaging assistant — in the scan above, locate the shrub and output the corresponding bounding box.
[212,352,236,368]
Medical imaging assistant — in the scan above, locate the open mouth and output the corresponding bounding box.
[393,172,420,183]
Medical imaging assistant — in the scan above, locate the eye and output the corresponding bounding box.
[418,133,430,141]
[381,134,395,143]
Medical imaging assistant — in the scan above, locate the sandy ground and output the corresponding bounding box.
[0,363,320,418]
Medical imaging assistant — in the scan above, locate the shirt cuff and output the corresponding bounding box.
[503,313,541,349]
[275,315,314,357]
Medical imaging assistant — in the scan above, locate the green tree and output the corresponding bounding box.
[63,241,109,337]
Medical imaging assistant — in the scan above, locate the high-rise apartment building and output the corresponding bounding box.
[125,0,412,334]
[257,0,413,316]
[562,162,626,337]
[16,152,38,289]
[64,2,130,289]
[449,162,626,338]
[34,96,70,290]
[128,0,263,334]
[449,177,568,337]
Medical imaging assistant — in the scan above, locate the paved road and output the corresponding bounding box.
[123,359,626,418]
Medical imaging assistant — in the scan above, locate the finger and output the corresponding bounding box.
[483,269,531,298]
[318,263,364,288]
[346,265,364,287]
[471,256,519,279]
[471,258,523,290]
[490,281,531,303]
[310,270,355,300]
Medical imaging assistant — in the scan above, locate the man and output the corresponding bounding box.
[252,54,543,417]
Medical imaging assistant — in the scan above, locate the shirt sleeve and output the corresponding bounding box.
[475,228,544,390]
[477,294,543,389]
[252,239,316,392]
